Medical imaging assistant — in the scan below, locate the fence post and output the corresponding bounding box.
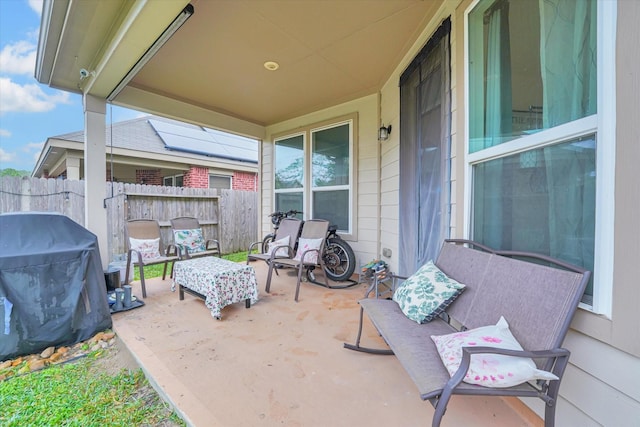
[20,177,31,212]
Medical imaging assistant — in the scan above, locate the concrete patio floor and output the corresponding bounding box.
[112,261,543,427]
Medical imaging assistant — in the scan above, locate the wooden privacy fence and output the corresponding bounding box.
[0,177,258,260]
[0,177,85,225]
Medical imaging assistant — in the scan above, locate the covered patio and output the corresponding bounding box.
[34,1,640,424]
[113,261,539,427]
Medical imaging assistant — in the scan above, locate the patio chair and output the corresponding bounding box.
[170,216,221,259]
[246,217,303,266]
[265,219,330,302]
[124,219,180,298]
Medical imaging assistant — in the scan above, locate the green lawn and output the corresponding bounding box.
[0,251,250,426]
[0,348,184,426]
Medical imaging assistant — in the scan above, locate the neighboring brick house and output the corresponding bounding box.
[32,116,259,192]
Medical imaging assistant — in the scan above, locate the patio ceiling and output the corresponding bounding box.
[37,0,440,134]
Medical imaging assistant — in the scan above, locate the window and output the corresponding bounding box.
[274,134,305,214]
[311,124,351,231]
[274,116,355,235]
[466,0,615,313]
[163,174,184,187]
[209,174,231,191]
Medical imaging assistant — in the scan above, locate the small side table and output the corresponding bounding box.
[359,261,394,299]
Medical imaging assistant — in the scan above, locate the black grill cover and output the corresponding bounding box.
[0,212,112,361]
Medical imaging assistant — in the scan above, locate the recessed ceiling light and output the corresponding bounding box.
[264,61,279,71]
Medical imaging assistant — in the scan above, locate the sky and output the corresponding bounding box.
[0,0,141,173]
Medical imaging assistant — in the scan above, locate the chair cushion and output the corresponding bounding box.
[293,237,323,264]
[267,236,290,257]
[173,228,206,254]
[431,316,558,388]
[129,237,161,262]
[392,261,466,324]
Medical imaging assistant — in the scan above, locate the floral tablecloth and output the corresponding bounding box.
[173,257,259,319]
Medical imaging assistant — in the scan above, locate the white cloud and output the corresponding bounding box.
[0,148,16,162]
[27,28,41,42]
[0,129,11,137]
[28,0,43,15]
[0,41,37,75]
[0,77,71,113]
[24,141,44,154]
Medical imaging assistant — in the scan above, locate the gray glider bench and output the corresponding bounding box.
[344,239,590,427]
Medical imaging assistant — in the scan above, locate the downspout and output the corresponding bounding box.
[377,91,383,260]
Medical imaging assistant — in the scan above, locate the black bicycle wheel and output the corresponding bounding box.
[262,234,275,254]
[322,237,356,282]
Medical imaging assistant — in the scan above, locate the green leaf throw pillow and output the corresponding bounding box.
[173,228,206,255]
[392,260,466,324]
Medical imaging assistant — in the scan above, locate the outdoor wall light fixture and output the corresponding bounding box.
[107,4,194,101]
[378,124,392,141]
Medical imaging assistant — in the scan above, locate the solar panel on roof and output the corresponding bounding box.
[149,119,258,163]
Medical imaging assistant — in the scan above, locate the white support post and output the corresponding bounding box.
[66,156,81,181]
[83,94,109,268]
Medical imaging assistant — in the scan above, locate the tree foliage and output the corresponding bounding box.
[0,168,29,177]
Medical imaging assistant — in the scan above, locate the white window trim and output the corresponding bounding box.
[310,119,355,235]
[592,0,616,318]
[274,131,307,217]
[463,0,616,317]
[273,116,356,238]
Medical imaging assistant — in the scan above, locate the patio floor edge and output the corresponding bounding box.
[113,320,221,427]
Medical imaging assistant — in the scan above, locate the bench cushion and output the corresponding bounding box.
[359,298,456,399]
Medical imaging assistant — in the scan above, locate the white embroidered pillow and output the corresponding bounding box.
[431,316,559,388]
[173,228,206,255]
[293,238,323,264]
[392,261,466,324]
[267,236,290,257]
[129,237,161,263]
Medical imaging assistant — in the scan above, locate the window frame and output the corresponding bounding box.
[310,120,355,235]
[163,174,184,187]
[463,0,616,316]
[274,131,307,218]
[209,173,232,191]
[273,113,358,239]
